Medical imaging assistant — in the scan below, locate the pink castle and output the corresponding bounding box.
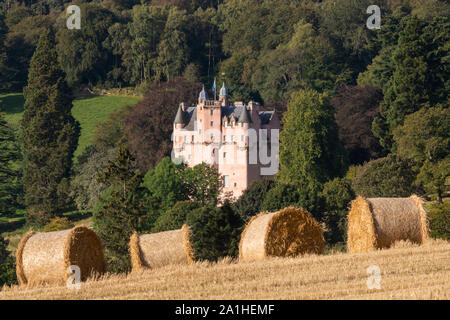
[172,83,280,198]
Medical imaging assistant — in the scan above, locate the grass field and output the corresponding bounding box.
[0,93,141,158]
[1,239,448,300]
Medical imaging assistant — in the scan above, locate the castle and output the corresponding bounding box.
[172,83,280,198]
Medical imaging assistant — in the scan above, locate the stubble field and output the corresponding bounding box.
[1,239,448,300]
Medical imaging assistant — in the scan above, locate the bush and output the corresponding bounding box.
[234,178,276,221]
[152,201,201,233]
[262,182,324,220]
[321,177,355,244]
[261,183,300,212]
[43,217,75,232]
[0,235,17,287]
[186,202,244,261]
[426,202,450,240]
[351,154,421,197]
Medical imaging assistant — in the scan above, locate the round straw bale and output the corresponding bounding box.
[16,226,106,285]
[239,207,325,262]
[129,224,194,270]
[347,195,429,253]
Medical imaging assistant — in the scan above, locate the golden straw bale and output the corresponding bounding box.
[16,226,106,286]
[347,195,429,253]
[239,207,325,262]
[129,224,194,270]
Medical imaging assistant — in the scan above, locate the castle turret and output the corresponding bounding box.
[198,85,208,103]
[174,104,186,129]
[219,82,228,106]
[238,106,251,125]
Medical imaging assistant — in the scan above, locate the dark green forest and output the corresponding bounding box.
[0,0,448,279]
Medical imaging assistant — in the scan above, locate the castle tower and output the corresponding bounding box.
[219,82,228,106]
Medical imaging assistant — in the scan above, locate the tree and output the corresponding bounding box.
[233,178,275,221]
[180,162,223,206]
[252,20,340,104]
[128,5,167,85]
[0,112,21,216]
[124,78,201,172]
[394,107,449,202]
[152,200,201,233]
[155,7,189,81]
[0,12,8,91]
[56,3,115,87]
[373,16,449,151]
[143,157,188,213]
[261,183,300,212]
[186,202,244,261]
[93,148,155,273]
[0,234,17,287]
[331,85,384,164]
[92,103,133,152]
[351,154,421,198]
[321,177,355,244]
[71,146,116,211]
[72,103,132,211]
[21,28,80,226]
[278,89,348,188]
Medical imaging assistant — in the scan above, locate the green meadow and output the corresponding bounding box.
[0,93,141,158]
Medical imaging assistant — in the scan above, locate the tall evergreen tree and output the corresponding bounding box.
[0,12,8,91]
[373,16,449,151]
[278,89,348,189]
[0,112,21,216]
[93,147,155,273]
[0,234,17,287]
[21,28,80,226]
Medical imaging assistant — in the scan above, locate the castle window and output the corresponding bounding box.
[210,121,214,126]
[210,109,214,116]
[210,134,214,140]
[223,135,226,142]
[192,135,195,142]
[223,152,227,158]
[234,182,237,187]
[224,175,229,188]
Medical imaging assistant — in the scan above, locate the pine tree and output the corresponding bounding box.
[0,234,17,286]
[0,113,21,216]
[93,147,155,273]
[278,89,348,189]
[373,16,449,151]
[21,28,80,226]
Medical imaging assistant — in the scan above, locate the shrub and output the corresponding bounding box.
[0,235,17,287]
[351,154,421,197]
[152,201,201,233]
[43,217,75,232]
[186,202,244,261]
[234,178,276,221]
[321,177,355,244]
[261,183,300,212]
[426,202,450,240]
[262,182,324,220]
